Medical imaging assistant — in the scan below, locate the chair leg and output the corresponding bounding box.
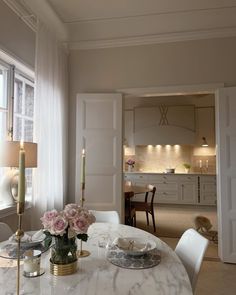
[151,209,156,232]
[146,210,149,225]
[134,212,136,227]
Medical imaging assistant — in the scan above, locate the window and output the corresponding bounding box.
[0,53,35,207]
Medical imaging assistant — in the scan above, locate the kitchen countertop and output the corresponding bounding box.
[124,172,216,176]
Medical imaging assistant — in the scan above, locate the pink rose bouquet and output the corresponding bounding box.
[41,204,96,265]
[126,158,135,167]
[41,204,96,241]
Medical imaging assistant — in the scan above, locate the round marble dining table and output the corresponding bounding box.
[0,223,193,295]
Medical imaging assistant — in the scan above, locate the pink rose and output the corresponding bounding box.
[63,206,79,220]
[40,209,58,229]
[50,215,68,236]
[71,216,90,234]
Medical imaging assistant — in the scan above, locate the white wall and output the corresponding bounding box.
[68,36,236,201]
[0,1,35,68]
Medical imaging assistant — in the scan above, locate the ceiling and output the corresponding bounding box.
[47,0,236,23]
[18,0,236,49]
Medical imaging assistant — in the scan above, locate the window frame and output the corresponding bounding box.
[0,51,35,214]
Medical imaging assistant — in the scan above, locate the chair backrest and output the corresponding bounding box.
[0,222,13,242]
[175,228,209,292]
[144,185,156,204]
[90,210,120,224]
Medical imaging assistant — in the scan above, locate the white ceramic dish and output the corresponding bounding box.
[9,231,46,247]
[113,237,156,256]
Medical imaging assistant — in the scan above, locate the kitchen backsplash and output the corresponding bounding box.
[124,145,216,173]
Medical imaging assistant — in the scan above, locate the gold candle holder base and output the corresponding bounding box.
[50,260,78,276]
[77,250,91,258]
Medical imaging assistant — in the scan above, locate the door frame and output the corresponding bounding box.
[119,82,224,259]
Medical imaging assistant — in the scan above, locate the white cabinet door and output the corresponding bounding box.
[76,93,123,217]
[216,87,236,263]
[180,182,198,204]
[200,176,217,205]
[149,174,179,204]
[178,175,198,204]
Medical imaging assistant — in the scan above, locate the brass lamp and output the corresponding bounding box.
[0,141,37,205]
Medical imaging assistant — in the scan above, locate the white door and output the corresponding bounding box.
[75,93,123,217]
[216,87,236,263]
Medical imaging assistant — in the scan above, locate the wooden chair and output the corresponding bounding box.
[125,191,136,226]
[131,185,156,232]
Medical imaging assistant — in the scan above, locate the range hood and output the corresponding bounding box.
[134,105,196,145]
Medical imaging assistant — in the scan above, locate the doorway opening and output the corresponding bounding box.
[123,92,218,260]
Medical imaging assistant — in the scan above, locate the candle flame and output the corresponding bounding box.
[82,149,85,155]
[20,140,24,149]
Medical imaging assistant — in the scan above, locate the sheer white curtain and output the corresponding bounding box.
[32,21,68,228]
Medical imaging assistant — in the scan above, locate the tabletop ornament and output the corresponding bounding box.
[41,204,95,275]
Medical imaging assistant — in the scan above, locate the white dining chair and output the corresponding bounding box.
[175,228,209,293]
[90,210,120,224]
[0,222,13,242]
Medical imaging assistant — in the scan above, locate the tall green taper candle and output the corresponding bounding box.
[81,148,85,184]
[18,141,25,203]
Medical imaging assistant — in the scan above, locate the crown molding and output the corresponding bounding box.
[4,0,69,41]
[23,0,69,41]
[69,27,236,50]
[3,0,37,31]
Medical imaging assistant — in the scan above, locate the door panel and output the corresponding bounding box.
[216,88,236,263]
[76,93,122,216]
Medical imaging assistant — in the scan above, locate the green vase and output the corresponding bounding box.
[51,234,77,265]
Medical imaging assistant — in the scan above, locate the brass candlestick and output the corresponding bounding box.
[16,202,24,295]
[78,183,90,258]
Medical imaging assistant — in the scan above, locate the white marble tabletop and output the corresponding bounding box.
[0,223,193,295]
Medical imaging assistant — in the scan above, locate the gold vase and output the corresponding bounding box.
[50,260,78,276]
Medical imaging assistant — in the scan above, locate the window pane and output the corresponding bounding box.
[14,78,23,114]
[25,84,34,117]
[0,111,7,140]
[0,66,8,109]
[13,116,22,141]
[24,119,33,142]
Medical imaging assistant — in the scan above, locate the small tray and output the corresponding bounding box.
[0,243,49,259]
[106,247,161,269]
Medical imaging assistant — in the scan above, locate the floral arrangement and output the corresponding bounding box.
[126,158,135,167]
[41,204,96,266]
[40,203,96,242]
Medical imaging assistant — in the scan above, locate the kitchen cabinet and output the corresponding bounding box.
[124,110,134,148]
[148,174,179,203]
[195,107,215,147]
[199,175,217,205]
[178,175,198,204]
[124,173,216,205]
